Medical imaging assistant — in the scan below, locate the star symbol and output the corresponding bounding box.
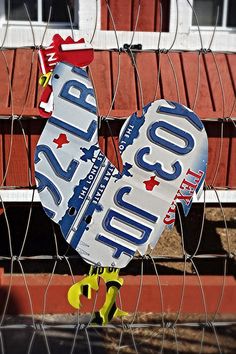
[143,176,160,191]
[53,133,69,149]
[80,146,99,162]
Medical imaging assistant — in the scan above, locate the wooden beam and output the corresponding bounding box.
[0,270,235,315]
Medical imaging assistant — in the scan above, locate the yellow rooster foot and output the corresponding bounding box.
[67,266,128,324]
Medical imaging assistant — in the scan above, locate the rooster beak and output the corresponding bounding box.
[39,72,52,87]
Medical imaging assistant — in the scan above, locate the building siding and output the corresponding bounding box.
[0,49,235,189]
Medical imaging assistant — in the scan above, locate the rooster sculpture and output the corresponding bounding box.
[35,35,208,325]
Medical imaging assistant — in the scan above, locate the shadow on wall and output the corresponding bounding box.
[0,204,235,276]
[175,204,236,277]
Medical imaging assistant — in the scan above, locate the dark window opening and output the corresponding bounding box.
[5,0,37,21]
[43,0,74,23]
[192,0,236,27]
[5,0,74,23]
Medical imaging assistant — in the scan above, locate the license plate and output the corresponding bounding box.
[35,62,208,268]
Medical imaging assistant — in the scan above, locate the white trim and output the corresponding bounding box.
[0,190,40,202]
[0,0,5,24]
[222,0,229,27]
[61,42,92,51]
[169,0,192,34]
[0,27,235,51]
[0,0,78,28]
[0,189,236,203]
[191,25,236,32]
[1,21,75,27]
[38,0,42,23]
[0,0,235,51]
[194,190,236,204]
[79,0,100,31]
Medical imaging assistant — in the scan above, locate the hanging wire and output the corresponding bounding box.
[153,1,162,102]
[208,5,220,51]
[0,0,10,49]
[186,0,203,50]
[67,3,75,41]
[167,51,180,103]
[186,0,203,111]
[190,259,208,325]
[26,331,36,354]
[168,0,179,52]
[0,331,5,354]
[24,3,36,47]
[17,260,35,327]
[93,0,123,171]
[128,48,145,114]
[40,6,52,47]
[0,0,235,353]
[129,0,141,47]
[210,120,224,186]
[103,0,121,118]
[0,193,14,328]
[41,261,58,325]
[85,328,92,354]
[130,258,144,325]
[192,49,201,111]
[191,185,207,257]
[42,325,51,354]
[0,50,15,187]
[89,0,98,44]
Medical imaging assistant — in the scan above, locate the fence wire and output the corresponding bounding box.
[0,0,236,353]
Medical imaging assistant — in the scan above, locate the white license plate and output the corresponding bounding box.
[35,62,208,268]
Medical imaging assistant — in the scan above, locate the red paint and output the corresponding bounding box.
[0,270,235,315]
[53,133,69,149]
[143,176,160,191]
[101,0,170,32]
[0,51,235,188]
[0,49,235,121]
[38,86,53,118]
[38,35,94,118]
[2,121,30,187]
[38,35,94,74]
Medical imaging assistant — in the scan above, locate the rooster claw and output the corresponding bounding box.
[67,274,99,309]
[67,266,128,324]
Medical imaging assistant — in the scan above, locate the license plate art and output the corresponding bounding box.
[35,35,208,324]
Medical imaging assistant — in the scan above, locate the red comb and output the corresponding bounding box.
[38,34,94,74]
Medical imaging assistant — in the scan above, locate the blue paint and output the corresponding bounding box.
[35,171,62,205]
[72,66,88,78]
[35,144,79,181]
[103,209,152,245]
[96,235,135,259]
[158,101,203,131]
[113,162,133,182]
[118,103,151,154]
[135,147,182,181]
[148,121,194,155]
[49,117,97,142]
[115,186,158,223]
[80,145,100,162]
[68,163,115,246]
[43,206,56,219]
[59,151,105,236]
[60,79,96,114]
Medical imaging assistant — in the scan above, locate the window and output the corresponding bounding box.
[5,0,75,24]
[192,0,236,28]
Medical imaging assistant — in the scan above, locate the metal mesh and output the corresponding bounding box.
[0,0,235,353]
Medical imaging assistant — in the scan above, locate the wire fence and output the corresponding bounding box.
[0,0,235,353]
